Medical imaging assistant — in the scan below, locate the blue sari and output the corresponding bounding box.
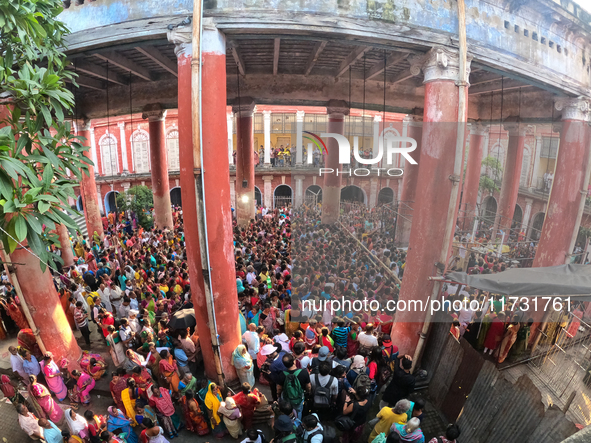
[107,409,138,443]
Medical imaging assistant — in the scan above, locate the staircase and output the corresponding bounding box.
[71,212,88,239]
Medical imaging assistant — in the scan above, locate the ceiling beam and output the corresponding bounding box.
[66,75,105,91]
[304,41,327,76]
[134,46,178,77]
[365,52,409,80]
[469,78,532,95]
[273,38,280,76]
[390,69,415,85]
[335,45,371,78]
[93,51,153,81]
[229,44,246,76]
[73,60,128,86]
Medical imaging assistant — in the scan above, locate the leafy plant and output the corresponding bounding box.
[116,186,154,230]
[0,0,91,272]
[479,156,503,194]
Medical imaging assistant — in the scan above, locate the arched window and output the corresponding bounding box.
[132,130,150,173]
[99,133,118,176]
[166,129,180,171]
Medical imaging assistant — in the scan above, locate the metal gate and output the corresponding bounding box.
[528,311,591,425]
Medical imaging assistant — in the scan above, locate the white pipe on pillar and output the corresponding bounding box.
[263,110,271,165]
[227,112,234,165]
[307,142,314,165]
[117,122,129,172]
[296,111,305,166]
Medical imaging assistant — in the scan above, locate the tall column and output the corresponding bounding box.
[263,176,273,209]
[534,98,591,267]
[11,247,82,368]
[321,100,349,224]
[142,103,173,230]
[492,119,526,240]
[397,115,423,247]
[373,114,382,165]
[77,120,104,240]
[521,197,533,234]
[263,110,272,166]
[89,127,98,176]
[117,122,129,173]
[294,175,305,207]
[462,122,488,230]
[96,185,104,214]
[296,111,305,166]
[168,24,214,378]
[227,112,234,165]
[199,18,240,382]
[368,178,378,208]
[532,135,542,190]
[391,47,470,354]
[233,98,256,225]
[229,177,236,209]
[56,224,74,268]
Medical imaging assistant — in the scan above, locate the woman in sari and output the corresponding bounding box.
[511,318,533,360]
[110,368,130,412]
[65,408,89,440]
[146,343,162,381]
[28,375,64,425]
[231,345,255,387]
[60,288,76,329]
[121,378,140,426]
[18,328,42,358]
[181,389,210,436]
[127,349,146,371]
[477,312,494,350]
[149,385,179,439]
[204,383,227,438]
[218,397,243,439]
[71,369,96,405]
[497,317,521,364]
[4,296,29,330]
[84,410,107,443]
[178,372,197,395]
[41,353,67,401]
[88,357,107,380]
[392,418,425,443]
[107,406,139,443]
[158,350,180,393]
[107,326,129,368]
[140,418,168,443]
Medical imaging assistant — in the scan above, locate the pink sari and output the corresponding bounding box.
[42,361,68,401]
[76,372,96,405]
[32,382,64,423]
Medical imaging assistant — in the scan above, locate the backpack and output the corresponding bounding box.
[306,426,337,443]
[313,374,334,410]
[283,369,305,407]
[256,430,268,443]
[352,371,372,393]
[382,346,399,372]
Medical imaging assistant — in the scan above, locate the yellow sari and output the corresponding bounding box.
[120,388,138,426]
[204,384,222,426]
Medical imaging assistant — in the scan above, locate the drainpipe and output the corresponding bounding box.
[191,0,225,389]
[412,0,468,371]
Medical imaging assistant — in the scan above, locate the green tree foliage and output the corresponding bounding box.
[479,156,503,194]
[116,186,154,229]
[0,0,91,272]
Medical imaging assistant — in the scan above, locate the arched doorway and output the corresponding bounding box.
[511,204,523,233]
[170,187,182,208]
[481,196,497,226]
[377,187,394,205]
[76,195,84,211]
[273,185,292,208]
[530,212,545,241]
[254,186,262,206]
[305,185,323,207]
[341,185,366,205]
[104,191,119,214]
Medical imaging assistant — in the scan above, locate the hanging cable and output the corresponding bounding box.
[382,49,386,169]
[494,76,504,188]
[129,70,133,171]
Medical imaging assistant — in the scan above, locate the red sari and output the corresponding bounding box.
[132,368,153,397]
[110,375,129,412]
[181,396,210,436]
[484,318,506,350]
[232,390,261,429]
[159,356,180,393]
[9,303,29,330]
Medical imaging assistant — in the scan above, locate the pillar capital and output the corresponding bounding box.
[373,114,382,122]
[167,22,192,58]
[469,121,489,136]
[555,97,591,122]
[503,117,527,136]
[409,46,472,84]
[262,175,274,182]
[326,100,350,117]
[262,110,272,119]
[232,97,256,118]
[142,103,167,122]
[524,197,534,206]
[552,123,563,133]
[296,110,306,122]
[294,175,306,181]
[74,119,91,132]
[117,122,126,130]
[403,115,423,127]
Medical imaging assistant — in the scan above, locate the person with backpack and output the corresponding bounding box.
[427,423,460,443]
[271,415,297,443]
[301,413,336,443]
[337,385,371,443]
[241,428,267,443]
[309,361,338,418]
[308,347,332,374]
[345,356,375,399]
[381,356,415,409]
[277,354,311,419]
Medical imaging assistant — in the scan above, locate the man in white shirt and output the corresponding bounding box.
[358,324,379,351]
[302,413,325,443]
[109,282,123,314]
[17,404,44,440]
[97,283,113,313]
[9,346,28,384]
[246,266,257,286]
[242,323,260,379]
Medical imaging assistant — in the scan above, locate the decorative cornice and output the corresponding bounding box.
[167,24,192,58]
[232,97,256,118]
[142,103,166,122]
[469,122,489,136]
[326,100,350,117]
[555,97,591,122]
[409,46,472,84]
[503,123,528,137]
[296,110,306,122]
[403,115,423,127]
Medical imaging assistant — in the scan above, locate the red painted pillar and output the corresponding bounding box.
[56,224,75,268]
[200,19,240,382]
[390,47,469,354]
[167,25,215,378]
[321,100,349,225]
[142,104,174,230]
[397,116,423,247]
[233,98,256,226]
[461,122,488,230]
[492,119,526,240]
[77,121,104,240]
[11,246,82,368]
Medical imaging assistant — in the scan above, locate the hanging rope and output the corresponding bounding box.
[382,49,386,169]
[495,76,504,184]
[129,70,133,170]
